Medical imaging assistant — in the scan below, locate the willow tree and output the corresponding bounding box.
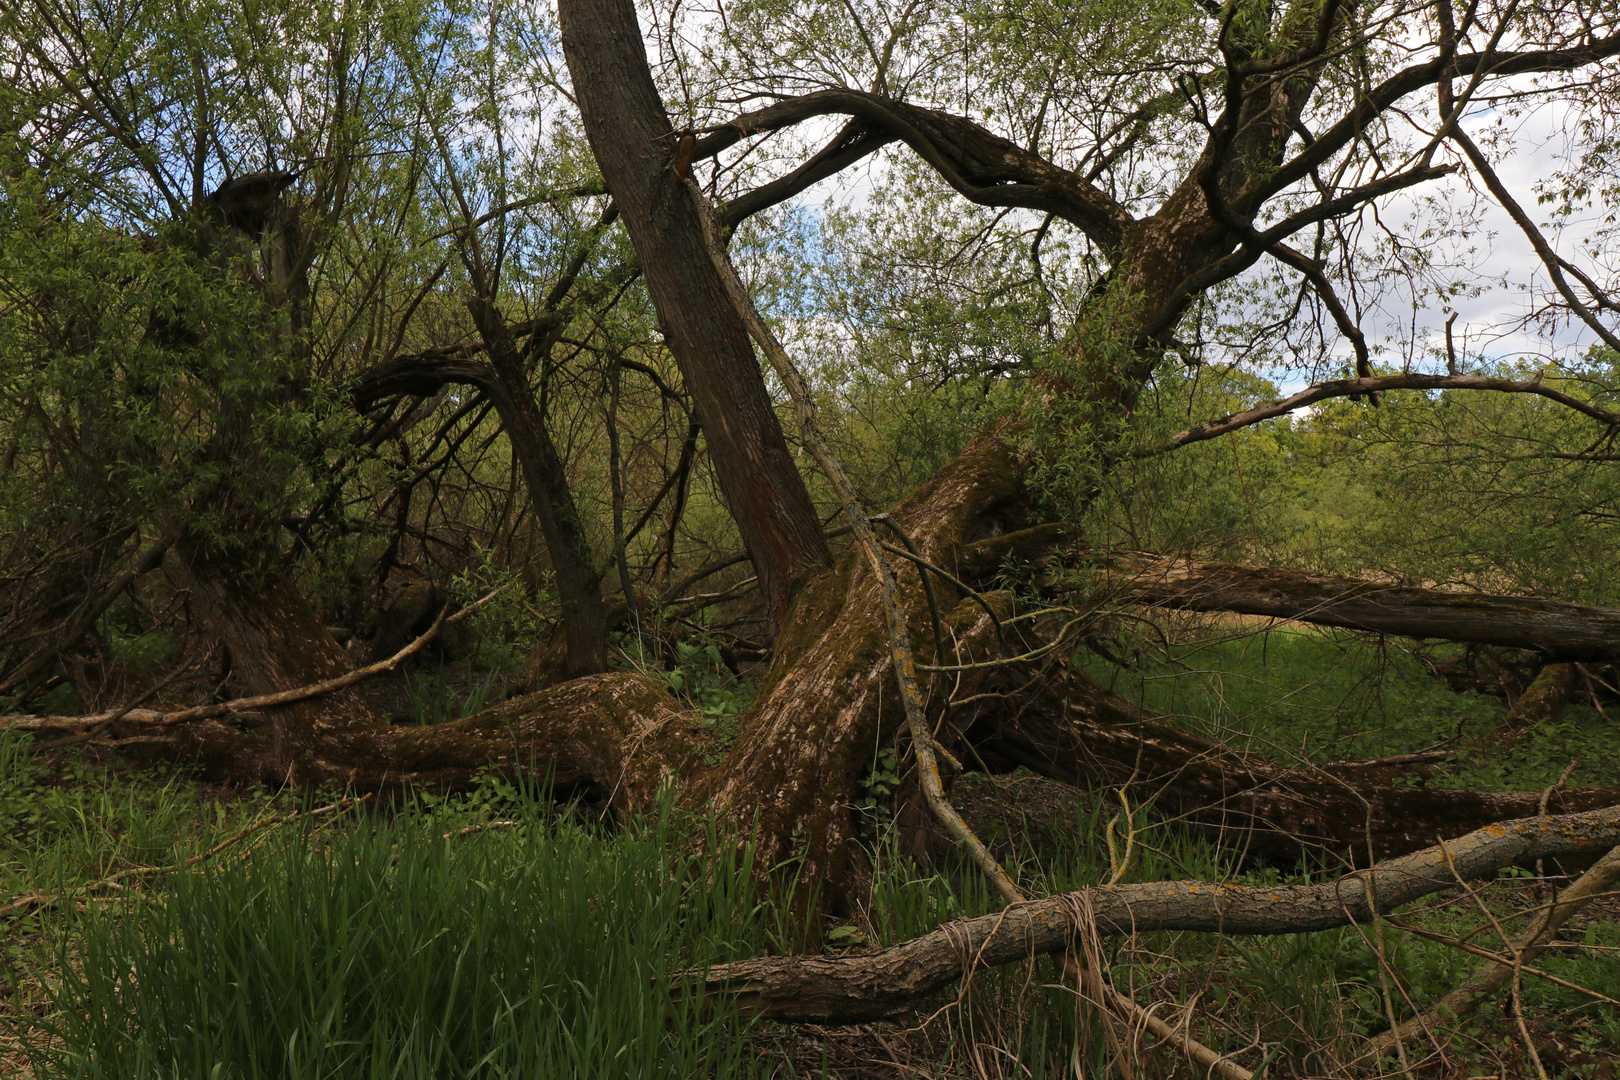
[10,0,1620,957]
[522,0,1620,882]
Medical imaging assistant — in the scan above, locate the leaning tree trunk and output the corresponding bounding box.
[693,429,1035,895]
[556,0,833,634]
[468,297,609,677]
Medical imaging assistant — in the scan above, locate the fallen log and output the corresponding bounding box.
[1111,554,1620,662]
[969,657,1620,861]
[694,804,1620,1024]
[1480,662,1578,751]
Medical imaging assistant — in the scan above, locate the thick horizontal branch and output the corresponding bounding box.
[695,804,1620,1023]
[1148,373,1620,451]
[1111,554,1620,661]
[350,348,504,411]
[694,89,1131,250]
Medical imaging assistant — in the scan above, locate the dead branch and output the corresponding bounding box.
[0,587,504,737]
[1371,842,1620,1053]
[693,803,1620,1023]
[1109,553,1620,661]
[1146,373,1620,453]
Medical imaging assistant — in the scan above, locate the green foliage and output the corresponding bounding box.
[449,547,555,673]
[1077,358,1297,556]
[97,605,176,676]
[25,791,767,1080]
[853,746,899,836]
[403,666,501,726]
[1079,622,1620,791]
[647,637,753,765]
[1293,355,1620,604]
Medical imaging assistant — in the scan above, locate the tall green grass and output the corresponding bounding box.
[1080,624,1620,791]
[27,797,770,1080]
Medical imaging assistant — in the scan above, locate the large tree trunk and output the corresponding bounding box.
[556,0,832,633]
[694,430,1033,893]
[1115,554,1620,661]
[169,548,383,785]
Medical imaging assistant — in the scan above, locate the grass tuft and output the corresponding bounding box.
[23,792,767,1080]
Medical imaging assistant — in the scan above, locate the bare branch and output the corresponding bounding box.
[1147,373,1620,452]
[1451,126,1620,353]
[692,89,1132,250]
[693,804,1620,1024]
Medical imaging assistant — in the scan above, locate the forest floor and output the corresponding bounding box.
[2,626,1618,1079]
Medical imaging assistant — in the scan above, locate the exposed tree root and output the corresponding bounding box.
[690,804,1620,1024]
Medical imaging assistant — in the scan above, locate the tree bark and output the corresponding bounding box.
[1475,662,1578,752]
[695,429,1033,894]
[556,0,832,634]
[1113,554,1620,662]
[467,298,609,677]
[692,804,1620,1024]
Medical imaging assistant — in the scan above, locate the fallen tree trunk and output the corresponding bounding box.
[1111,554,1620,662]
[965,653,1620,861]
[1480,662,1578,751]
[693,804,1620,1024]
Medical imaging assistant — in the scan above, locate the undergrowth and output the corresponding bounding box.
[4,626,1619,1078]
[10,776,772,1080]
[1079,622,1620,792]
